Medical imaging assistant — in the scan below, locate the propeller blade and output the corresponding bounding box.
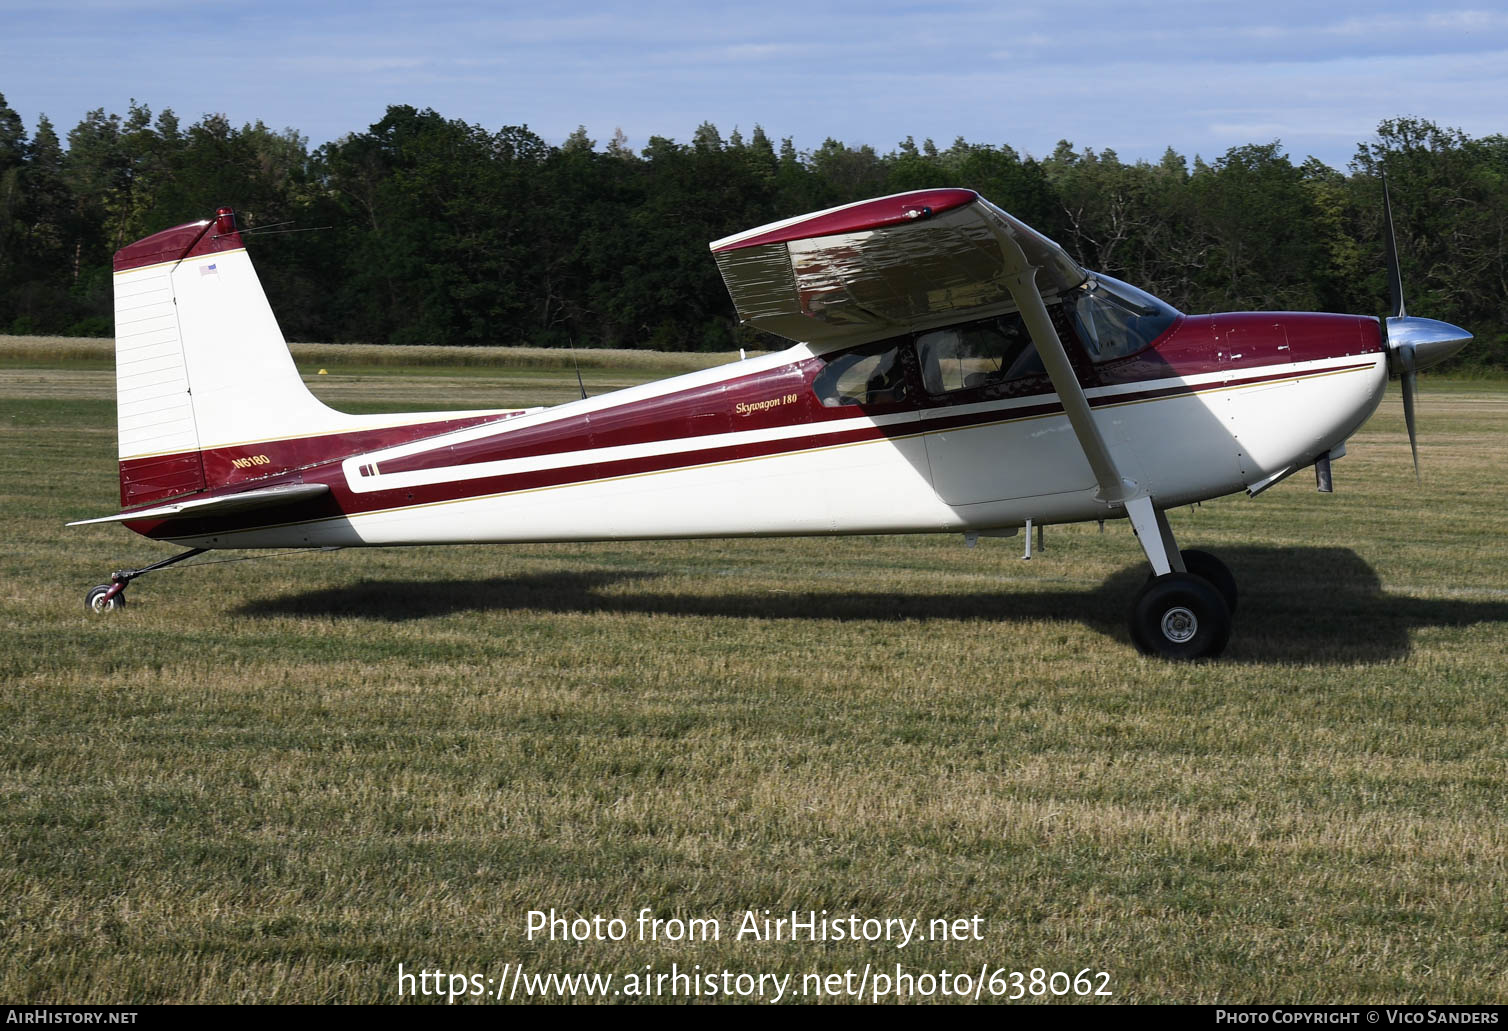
[1398,343,1419,481]
[1382,174,1407,319]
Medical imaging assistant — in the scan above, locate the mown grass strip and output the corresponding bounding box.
[2,349,1505,1004]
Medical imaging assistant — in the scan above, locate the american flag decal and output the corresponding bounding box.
[201,263,218,276]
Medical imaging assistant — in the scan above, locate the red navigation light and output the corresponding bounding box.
[215,207,236,236]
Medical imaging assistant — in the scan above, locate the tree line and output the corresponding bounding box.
[1,93,1504,368]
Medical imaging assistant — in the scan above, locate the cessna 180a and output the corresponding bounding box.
[72,189,1470,659]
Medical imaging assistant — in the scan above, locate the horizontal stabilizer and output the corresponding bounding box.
[68,483,330,526]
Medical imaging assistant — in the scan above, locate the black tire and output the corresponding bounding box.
[1180,549,1237,615]
[1130,572,1231,659]
[86,584,125,613]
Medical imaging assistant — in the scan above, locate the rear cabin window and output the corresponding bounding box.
[811,341,910,407]
[916,313,1043,394]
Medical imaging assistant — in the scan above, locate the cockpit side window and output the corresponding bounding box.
[1066,274,1180,363]
[811,340,910,407]
[915,313,1044,395]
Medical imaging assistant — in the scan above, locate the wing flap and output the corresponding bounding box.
[68,482,330,526]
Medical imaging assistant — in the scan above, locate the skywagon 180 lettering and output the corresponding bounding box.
[734,394,798,415]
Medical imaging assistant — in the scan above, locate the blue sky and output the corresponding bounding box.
[3,0,1506,169]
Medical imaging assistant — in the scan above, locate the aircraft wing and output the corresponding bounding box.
[715,188,1140,508]
[710,189,1086,343]
[68,482,330,526]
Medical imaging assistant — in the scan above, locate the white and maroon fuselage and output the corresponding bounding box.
[119,306,1385,550]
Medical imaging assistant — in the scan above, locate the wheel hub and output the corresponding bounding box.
[1161,606,1198,643]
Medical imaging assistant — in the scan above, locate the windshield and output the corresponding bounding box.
[1067,273,1180,363]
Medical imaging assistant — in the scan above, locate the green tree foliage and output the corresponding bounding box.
[1350,118,1508,360]
[1188,142,1326,311]
[0,93,29,318]
[312,106,550,346]
[0,96,1503,367]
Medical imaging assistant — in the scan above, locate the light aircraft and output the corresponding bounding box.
[72,190,1470,658]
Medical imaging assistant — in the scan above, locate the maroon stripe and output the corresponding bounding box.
[117,412,519,510]
[378,362,823,477]
[381,353,1378,481]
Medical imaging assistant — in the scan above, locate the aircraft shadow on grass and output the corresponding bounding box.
[238,546,1508,666]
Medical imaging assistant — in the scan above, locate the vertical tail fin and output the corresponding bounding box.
[112,209,347,506]
[110,209,528,513]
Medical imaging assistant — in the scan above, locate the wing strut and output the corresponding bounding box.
[987,219,1185,576]
[988,221,1131,505]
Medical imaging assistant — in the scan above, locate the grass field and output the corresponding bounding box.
[2,336,1505,1004]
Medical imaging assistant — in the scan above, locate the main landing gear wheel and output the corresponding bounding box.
[85,584,125,612]
[1130,572,1232,660]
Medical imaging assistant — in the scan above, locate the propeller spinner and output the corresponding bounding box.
[1379,178,1472,478]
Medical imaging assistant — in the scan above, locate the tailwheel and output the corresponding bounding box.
[82,548,207,615]
[86,583,126,612]
[1130,572,1232,660]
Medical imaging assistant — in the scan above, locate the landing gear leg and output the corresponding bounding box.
[1124,498,1232,659]
[85,548,208,613]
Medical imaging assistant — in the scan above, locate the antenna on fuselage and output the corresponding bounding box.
[568,333,588,400]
